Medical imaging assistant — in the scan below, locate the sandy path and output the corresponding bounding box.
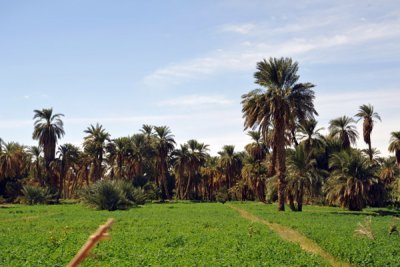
[228,204,350,267]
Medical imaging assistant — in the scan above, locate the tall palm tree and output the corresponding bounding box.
[154,126,175,199]
[182,139,209,199]
[297,119,325,154]
[172,144,191,199]
[286,144,322,211]
[218,145,242,190]
[28,146,44,186]
[241,57,317,211]
[355,104,381,161]
[389,131,400,166]
[57,144,80,197]
[329,116,358,149]
[32,108,65,190]
[325,150,378,211]
[83,123,110,182]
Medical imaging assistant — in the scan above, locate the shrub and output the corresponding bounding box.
[21,185,51,205]
[116,180,147,205]
[216,187,229,204]
[80,180,147,211]
[143,182,161,200]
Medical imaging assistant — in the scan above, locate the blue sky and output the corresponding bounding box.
[0,0,399,155]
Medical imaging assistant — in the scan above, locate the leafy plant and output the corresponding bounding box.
[80,180,132,211]
[21,185,52,205]
[216,187,229,204]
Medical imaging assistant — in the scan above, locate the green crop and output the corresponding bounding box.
[0,203,327,266]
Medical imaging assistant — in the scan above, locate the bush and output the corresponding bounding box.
[21,185,51,205]
[143,182,161,200]
[216,187,229,204]
[116,180,147,205]
[80,180,147,211]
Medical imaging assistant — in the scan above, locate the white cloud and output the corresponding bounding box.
[143,15,400,88]
[0,119,31,129]
[158,95,233,107]
[220,23,256,34]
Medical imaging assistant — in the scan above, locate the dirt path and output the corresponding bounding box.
[228,204,350,267]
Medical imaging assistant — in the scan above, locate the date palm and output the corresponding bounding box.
[325,150,378,211]
[286,144,322,211]
[329,116,358,149]
[297,119,325,154]
[57,144,80,197]
[0,142,29,179]
[154,126,175,199]
[218,145,242,190]
[389,131,400,166]
[242,57,317,211]
[355,104,381,161]
[32,108,65,190]
[83,123,110,181]
[28,146,44,186]
[172,144,191,199]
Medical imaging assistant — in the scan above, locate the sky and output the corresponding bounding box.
[0,0,399,156]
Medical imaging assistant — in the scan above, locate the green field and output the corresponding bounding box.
[0,203,399,267]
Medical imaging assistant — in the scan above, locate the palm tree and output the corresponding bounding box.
[389,131,400,166]
[355,104,381,161]
[154,126,175,199]
[32,108,65,191]
[329,116,358,149]
[0,142,30,179]
[297,119,325,154]
[286,144,322,211]
[218,145,242,190]
[325,150,378,211]
[172,144,191,199]
[241,57,317,211]
[57,144,80,197]
[28,146,44,186]
[83,123,110,182]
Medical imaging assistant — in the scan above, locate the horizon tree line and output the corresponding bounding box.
[0,57,399,211]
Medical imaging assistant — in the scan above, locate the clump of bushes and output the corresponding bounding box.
[216,187,229,204]
[80,180,147,211]
[21,185,53,205]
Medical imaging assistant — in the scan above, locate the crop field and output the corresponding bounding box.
[0,202,399,267]
[233,202,400,267]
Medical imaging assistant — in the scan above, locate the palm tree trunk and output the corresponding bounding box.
[275,113,286,211]
[297,181,304,212]
[368,141,373,161]
[269,147,277,176]
[288,193,296,211]
[184,174,192,200]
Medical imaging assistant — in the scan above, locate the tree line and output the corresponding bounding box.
[0,57,399,211]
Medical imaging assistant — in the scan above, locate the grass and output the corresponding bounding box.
[233,202,400,267]
[0,202,327,267]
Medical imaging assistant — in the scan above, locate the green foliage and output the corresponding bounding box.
[236,202,400,267]
[0,203,328,266]
[21,185,52,205]
[216,187,229,203]
[80,180,148,211]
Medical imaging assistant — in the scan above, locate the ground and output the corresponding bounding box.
[0,202,399,266]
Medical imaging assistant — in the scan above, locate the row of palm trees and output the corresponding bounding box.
[0,57,399,211]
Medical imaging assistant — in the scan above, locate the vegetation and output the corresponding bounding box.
[80,180,146,211]
[235,202,400,267]
[0,57,399,214]
[0,203,331,266]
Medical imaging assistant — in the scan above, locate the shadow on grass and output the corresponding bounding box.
[329,209,400,217]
